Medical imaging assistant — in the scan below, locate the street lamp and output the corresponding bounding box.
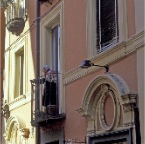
[80,60,109,72]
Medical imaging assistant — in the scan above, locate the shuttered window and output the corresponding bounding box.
[96,0,119,53]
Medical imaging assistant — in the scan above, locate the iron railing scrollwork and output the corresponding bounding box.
[30,77,65,127]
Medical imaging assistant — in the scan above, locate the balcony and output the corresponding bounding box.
[5,0,26,36]
[30,78,65,127]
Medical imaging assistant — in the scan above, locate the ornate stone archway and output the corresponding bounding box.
[3,116,29,144]
[78,73,136,135]
[3,116,20,144]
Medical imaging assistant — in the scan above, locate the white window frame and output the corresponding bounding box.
[10,40,26,101]
[15,49,24,97]
[86,0,128,57]
[40,2,64,114]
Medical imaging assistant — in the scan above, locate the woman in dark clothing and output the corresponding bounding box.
[42,65,57,107]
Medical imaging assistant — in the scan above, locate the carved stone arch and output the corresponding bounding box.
[3,116,26,143]
[78,73,136,133]
[79,73,129,115]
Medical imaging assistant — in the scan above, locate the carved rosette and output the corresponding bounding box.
[121,94,136,126]
[2,100,10,120]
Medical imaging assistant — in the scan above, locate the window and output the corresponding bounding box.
[46,141,59,144]
[40,3,64,114]
[15,50,24,97]
[52,25,60,74]
[42,25,60,111]
[51,25,60,107]
[96,0,119,53]
[86,0,127,57]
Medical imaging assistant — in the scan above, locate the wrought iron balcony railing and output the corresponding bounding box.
[5,0,26,35]
[30,77,65,127]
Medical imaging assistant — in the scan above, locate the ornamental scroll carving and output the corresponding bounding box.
[3,116,30,144]
[77,73,136,133]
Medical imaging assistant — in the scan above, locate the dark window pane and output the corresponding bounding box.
[96,0,118,53]
[101,0,116,44]
[45,141,59,144]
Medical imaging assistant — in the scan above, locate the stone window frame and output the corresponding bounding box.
[14,48,24,97]
[10,39,26,101]
[40,2,65,114]
[86,0,128,57]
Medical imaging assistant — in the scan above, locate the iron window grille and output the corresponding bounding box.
[96,0,119,53]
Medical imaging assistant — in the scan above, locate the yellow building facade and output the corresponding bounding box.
[1,0,145,144]
[2,0,36,143]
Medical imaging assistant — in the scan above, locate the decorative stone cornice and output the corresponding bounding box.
[8,93,31,111]
[3,116,19,141]
[9,95,26,105]
[2,100,10,120]
[77,73,130,118]
[121,93,137,112]
[77,73,137,133]
[63,31,145,85]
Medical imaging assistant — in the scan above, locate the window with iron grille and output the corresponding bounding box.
[96,0,119,53]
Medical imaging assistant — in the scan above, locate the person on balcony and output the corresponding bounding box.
[42,65,57,109]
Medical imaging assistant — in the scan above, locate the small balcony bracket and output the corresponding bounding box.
[7,17,25,36]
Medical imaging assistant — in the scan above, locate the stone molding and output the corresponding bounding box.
[78,73,129,116]
[98,86,117,131]
[3,116,19,141]
[8,93,31,111]
[77,73,137,133]
[3,116,30,143]
[63,31,145,85]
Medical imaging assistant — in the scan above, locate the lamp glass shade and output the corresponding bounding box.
[80,60,92,68]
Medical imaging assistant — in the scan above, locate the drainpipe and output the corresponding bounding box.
[35,0,40,143]
[134,103,141,144]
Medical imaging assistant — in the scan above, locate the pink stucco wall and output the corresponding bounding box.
[64,0,136,72]
[64,53,137,140]
[64,0,86,72]
[126,0,136,37]
[64,0,137,139]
